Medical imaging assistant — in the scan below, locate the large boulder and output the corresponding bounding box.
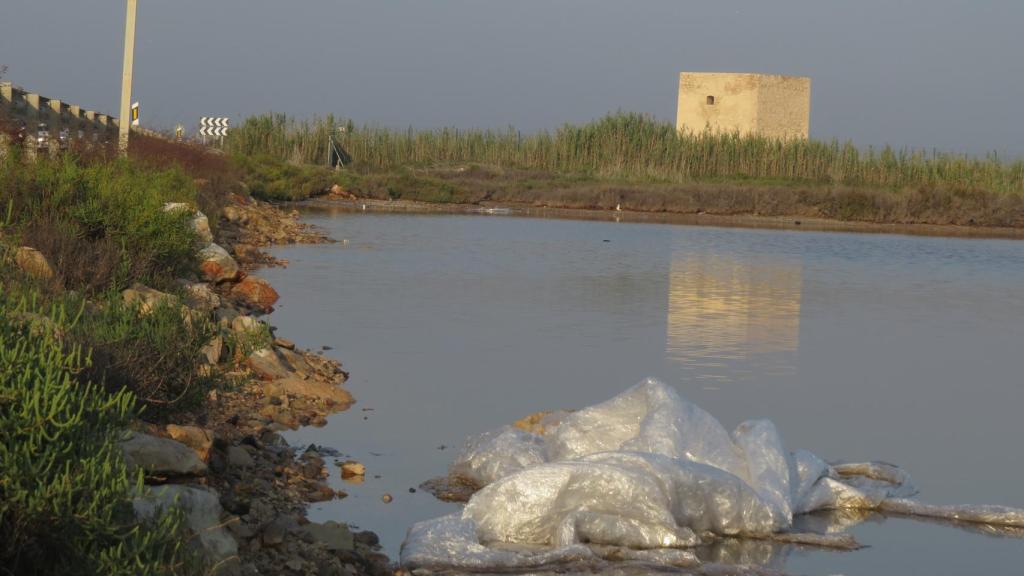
[14,246,55,281]
[133,485,238,568]
[199,243,241,284]
[120,431,208,476]
[122,283,178,314]
[231,276,279,312]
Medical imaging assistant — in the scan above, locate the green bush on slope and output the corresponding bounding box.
[0,286,196,575]
[0,152,199,293]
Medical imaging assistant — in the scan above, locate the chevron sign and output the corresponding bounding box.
[199,117,230,137]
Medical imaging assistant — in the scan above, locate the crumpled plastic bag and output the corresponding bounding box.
[449,426,547,487]
[405,378,917,571]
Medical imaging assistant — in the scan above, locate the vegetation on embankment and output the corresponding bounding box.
[0,149,211,573]
[224,112,1024,228]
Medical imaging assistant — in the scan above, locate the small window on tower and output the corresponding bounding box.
[707,95,716,105]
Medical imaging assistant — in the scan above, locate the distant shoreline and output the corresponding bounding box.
[303,197,1024,241]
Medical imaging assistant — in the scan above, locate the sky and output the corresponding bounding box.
[2,0,1022,156]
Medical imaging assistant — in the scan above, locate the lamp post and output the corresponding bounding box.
[118,0,138,155]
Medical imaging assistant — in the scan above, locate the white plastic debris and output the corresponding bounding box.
[404,378,1021,572]
[449,426,546,487]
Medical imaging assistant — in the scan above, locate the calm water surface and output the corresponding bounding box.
[263,211,1024,575]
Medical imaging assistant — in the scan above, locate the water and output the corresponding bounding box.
[262,210,1024,574]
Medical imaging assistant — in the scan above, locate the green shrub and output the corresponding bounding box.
[347,171,475,204]
[0,287,196,575]
[233,154,340,201]
[225,321,273,363]
[0,153,199,293]
[71,292,220,418]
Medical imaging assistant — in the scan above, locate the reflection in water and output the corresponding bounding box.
[666,254,802,383]
[263,213,1024,574]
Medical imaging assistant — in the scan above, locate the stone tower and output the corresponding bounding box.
[676,72,811,139]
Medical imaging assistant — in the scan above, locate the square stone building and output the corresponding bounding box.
[676,72,811,139]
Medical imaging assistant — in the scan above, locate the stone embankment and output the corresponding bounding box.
[12,196,390,575]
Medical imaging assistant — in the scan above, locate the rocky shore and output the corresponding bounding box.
[115,196,392,575]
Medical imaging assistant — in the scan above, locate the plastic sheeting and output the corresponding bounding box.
[403,379,919,571]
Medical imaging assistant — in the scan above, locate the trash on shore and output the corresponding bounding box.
[403,379,1024,573]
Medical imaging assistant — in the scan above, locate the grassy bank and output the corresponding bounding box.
[224,112,1024,228]
[0,147,221,574]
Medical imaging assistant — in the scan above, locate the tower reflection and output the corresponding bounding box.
[666,253,802,384]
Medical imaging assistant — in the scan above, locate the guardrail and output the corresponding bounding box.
[1,81,121,145]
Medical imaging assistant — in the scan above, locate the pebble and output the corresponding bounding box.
[381,493,393,504]
[339,461,365,478]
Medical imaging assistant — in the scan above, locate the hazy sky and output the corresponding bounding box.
[2,1,1022,156]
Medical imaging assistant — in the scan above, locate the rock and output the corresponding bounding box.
[231,314,263,334]
[165,424,215,462]
[300,521,354,552]
[276,347,314,376]
[246,348,293,381]
[231,276,279,312]
[353,530,379,548]
[14,247,55,280]
[199,243,241,283]
[201,335,224,365]
[227,520,256,541]
[227,445,255,469]
[163,201,190,213]
[120,431,207,476]
[133,485,237,565]
[261,515,297,547]
[122,283,179,314]
[9,311,61,339]
[177,280,221,311]
[265,376,354,406]
[245,498,277,529]
[222,205,246,224]
[381,493,393,504]
[285,559,304,572]
[232,243,262,262]
[192,211,214,244]
[339,461,365,479]
[217,306,241,325]
[164,202,214,244]
[221,491,252,516]
[260,430,289,448]
[273,337,296,350]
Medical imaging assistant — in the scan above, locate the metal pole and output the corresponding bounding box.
[118,0,138,156]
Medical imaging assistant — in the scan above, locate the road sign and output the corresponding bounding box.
[131,102,140,126]
[199,117,230,137]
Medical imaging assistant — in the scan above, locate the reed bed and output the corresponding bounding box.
[225,112,1024,194]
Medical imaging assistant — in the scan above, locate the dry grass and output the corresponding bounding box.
[227,112,1024,196]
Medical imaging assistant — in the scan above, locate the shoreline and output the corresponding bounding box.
[162,197,393,575]
[303,197,1024,241]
